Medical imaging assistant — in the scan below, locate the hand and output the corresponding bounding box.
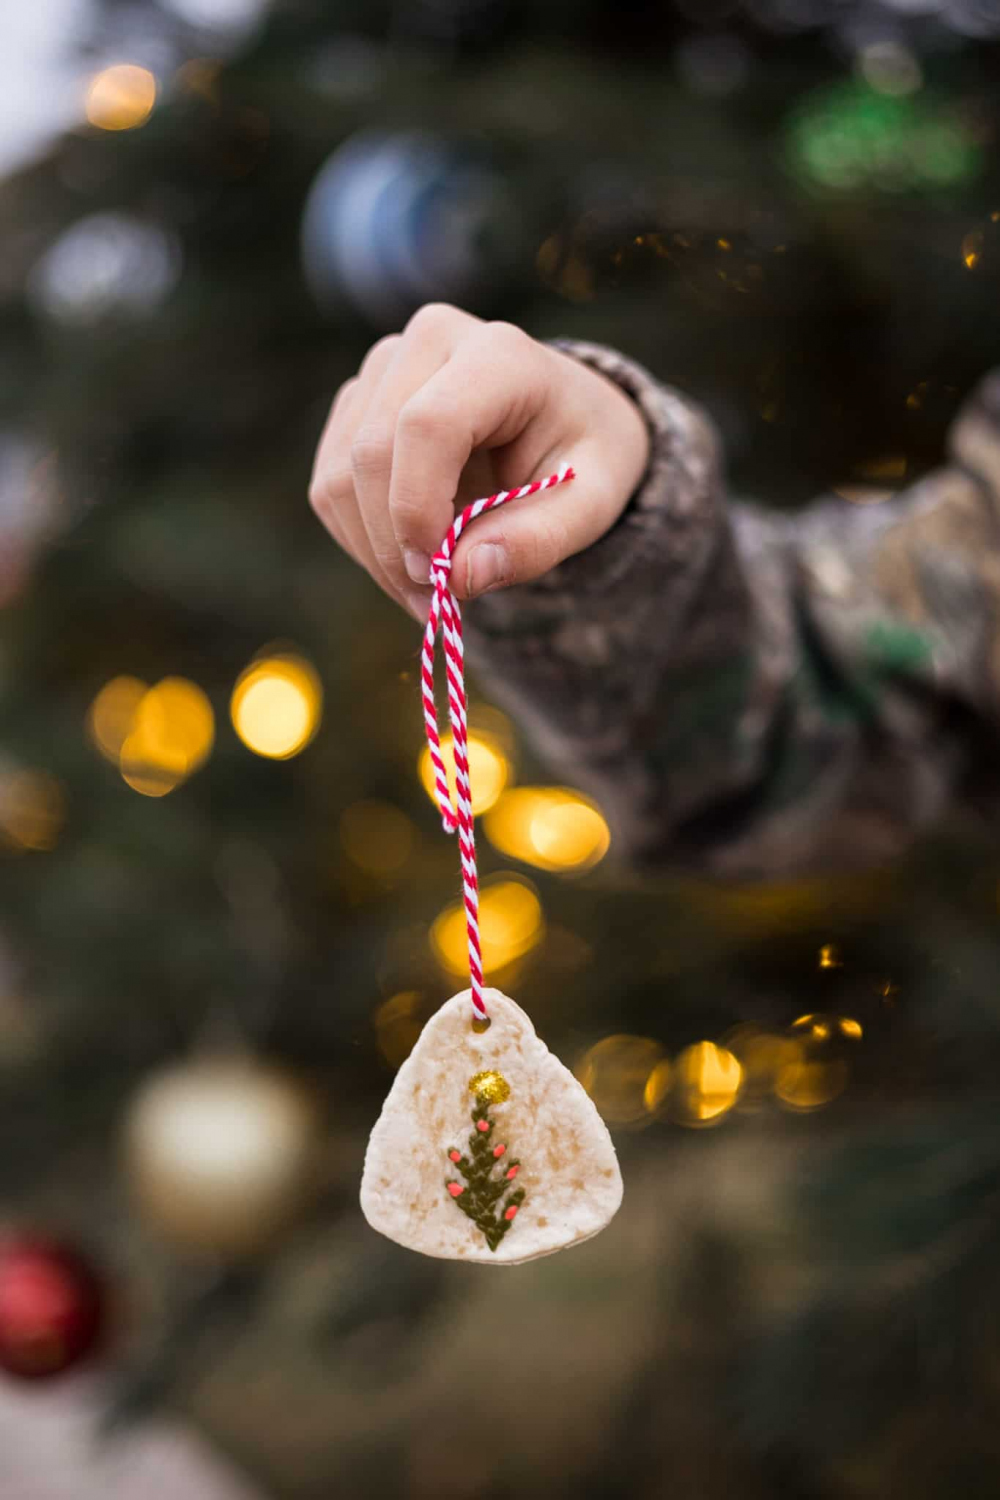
[308,303,651,621]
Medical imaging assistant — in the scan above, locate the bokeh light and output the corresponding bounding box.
[774,1053,848,1112]
[374,990,425,1070]
[669,1042,743,1127]
[643,1057,673,1117]
[163,0,270,43]
[857,41,921,99]
[29,214,182,327]
[484,786,610,874]
[575,1034,665,1125]
[723,1023,801,1108]
[0,770,66,852]
[818,943,843,969]
[430,876,543,976]
[787,80,980,194]
[791,1013,862,1043]
[775,1012,862,1112]
[963,230,984,270]
[340,800,415,877]
[88,675,214,797]
[85,65,157,132]
[120,678,215,797]
[123,1060,320,1259]
[231,654,322,760]
[418,729,509,817]
[535,234,596,302]
[87,676,149,764]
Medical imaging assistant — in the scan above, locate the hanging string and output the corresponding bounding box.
[421,463,577,1030]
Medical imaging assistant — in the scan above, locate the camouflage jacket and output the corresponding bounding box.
[464,339,1000,880]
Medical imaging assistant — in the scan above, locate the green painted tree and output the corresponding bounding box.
[445,1095,525,1252]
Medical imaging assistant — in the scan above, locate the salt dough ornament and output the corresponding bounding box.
[361,465,624,1263]
[361,987,623,1263]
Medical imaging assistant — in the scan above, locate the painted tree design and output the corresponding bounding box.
[444,1094,526,1252]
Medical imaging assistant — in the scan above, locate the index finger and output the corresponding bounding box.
[387,323,550,561]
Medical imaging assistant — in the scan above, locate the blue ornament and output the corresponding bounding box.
[301,131,522,327]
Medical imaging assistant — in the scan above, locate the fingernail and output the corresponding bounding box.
[466,543,508,597]
[404,549,431,584]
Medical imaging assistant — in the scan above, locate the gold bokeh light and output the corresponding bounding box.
[484,786,610,874]
[723,1023,801,1107]
[87,676,149,763]
[575,1034,665,1125]
[791,1013,863,1043]
[670,1042,743,1127]
[418,730,509,817]
[88,675,214,797]
[774,1054,848,1112]
[963,230,983,270]
[777,1011,861,1111]
[231,654,322,760]
[86,65,157,132]
[430,876,543,976]
[0,770,66,852]
[120,677,214,797]
[643,1057,673,1117]
[374,990,425,1070]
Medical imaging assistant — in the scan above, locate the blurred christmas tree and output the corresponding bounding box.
[2,1,1000,1496]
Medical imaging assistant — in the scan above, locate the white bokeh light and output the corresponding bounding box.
[29,213,182,325]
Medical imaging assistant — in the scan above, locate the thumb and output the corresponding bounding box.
[448,449,641,600]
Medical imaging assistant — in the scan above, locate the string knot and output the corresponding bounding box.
[419,465,576,1028]
[429,550,452,586]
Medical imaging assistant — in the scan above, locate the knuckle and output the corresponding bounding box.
[405,302,461,339]
[350,427,393,477]
[484,319,532,357]
[373,544,405,580]
[332,375,359,409]
[387,489,425,529]
[359,334,399,378]
[397,392,454,443]
[308,467,353,520]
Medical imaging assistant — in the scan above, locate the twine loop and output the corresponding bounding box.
[420,464,576,1026]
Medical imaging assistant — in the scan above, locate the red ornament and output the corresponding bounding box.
[0,1236,104,1380]
[476,1120,490,1133]
[505,1165,519,1180]
[492,1143,506,1158]
[504,1205,518,1221]
[447,1182,464,1198]
[448,1149,461,1163]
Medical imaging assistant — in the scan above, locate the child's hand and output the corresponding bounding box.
[308,303,650,620]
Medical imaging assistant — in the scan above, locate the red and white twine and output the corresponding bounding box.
[421,463,576,1028]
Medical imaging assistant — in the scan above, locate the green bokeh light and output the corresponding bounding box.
[787,80,981,194]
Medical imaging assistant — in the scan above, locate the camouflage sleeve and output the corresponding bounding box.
[462,339,1000,880]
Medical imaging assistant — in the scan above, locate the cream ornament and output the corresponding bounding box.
[124,1058,321,1260]
[362,468,624,1264]
[361,988,623,1264]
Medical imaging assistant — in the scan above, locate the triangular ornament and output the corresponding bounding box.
[361,989,623,1264]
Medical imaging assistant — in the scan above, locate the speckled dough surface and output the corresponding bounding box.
[360,989,623,1264]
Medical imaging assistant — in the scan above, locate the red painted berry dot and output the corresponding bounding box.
[476,1120,490,1133]
[505,1165,519,1179]
[493,1144,506,1158]
[448,1150,461,1162]
[504,1205,518,1221]
[447,1182,464,1198]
